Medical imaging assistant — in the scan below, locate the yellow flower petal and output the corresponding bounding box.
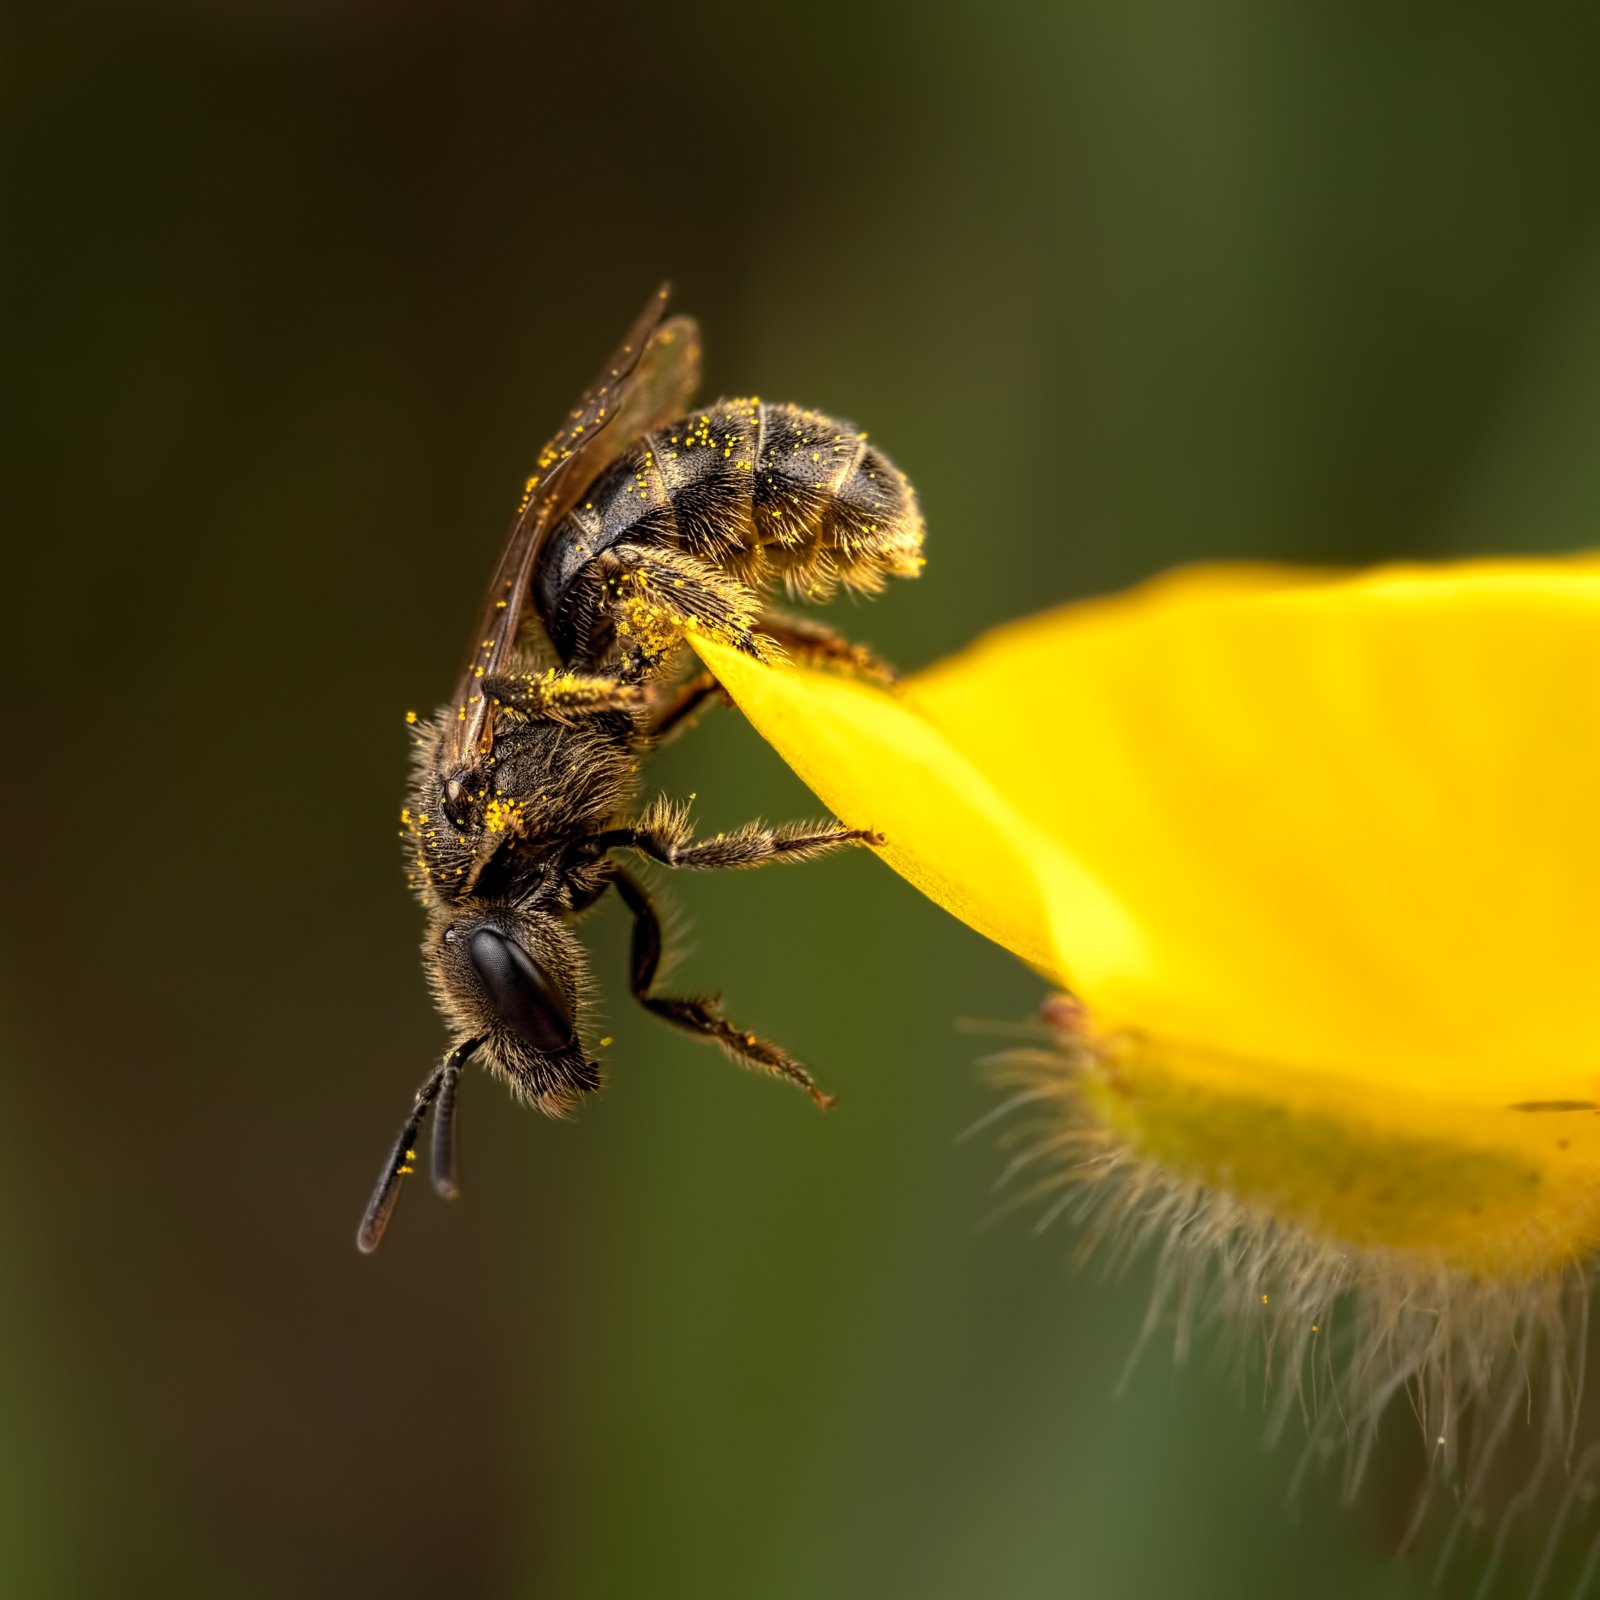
[917,561,1600,1081]
[695,557,1600,1273]
[690,633,1143,978]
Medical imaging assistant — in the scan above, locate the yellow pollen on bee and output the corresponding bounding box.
[405,710,418,725]
[484,797,525,833]
[599,1036,614,1047]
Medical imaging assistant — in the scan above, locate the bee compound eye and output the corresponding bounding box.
[466,927,575,1053]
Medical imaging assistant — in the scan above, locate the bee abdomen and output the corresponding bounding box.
[535,400,924,650]
[742,402,925,601]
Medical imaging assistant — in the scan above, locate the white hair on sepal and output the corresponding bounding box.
[974,1017,1600,1594]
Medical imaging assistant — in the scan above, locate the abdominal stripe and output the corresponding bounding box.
[533,399,922,649]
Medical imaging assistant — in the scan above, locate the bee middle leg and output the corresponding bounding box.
[612,868,835,1108]
[598,799,882,870]
[481,669,644,721]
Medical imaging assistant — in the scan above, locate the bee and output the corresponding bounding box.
[358,288,926,1251]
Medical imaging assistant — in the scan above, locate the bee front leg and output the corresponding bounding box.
[612,868,835,1109]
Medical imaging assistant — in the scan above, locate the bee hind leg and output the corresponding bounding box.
[757,608,902,686]
[590,543,765,677]
[645,670,730,743]
[612,868,835,1109]
[642,618,898,744]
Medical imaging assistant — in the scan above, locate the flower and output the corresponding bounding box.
[691,557,1600,1502]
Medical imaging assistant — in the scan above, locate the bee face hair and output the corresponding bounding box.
[421,905,596,1106]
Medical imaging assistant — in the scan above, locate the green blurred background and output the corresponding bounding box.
[8,4,1600,1596]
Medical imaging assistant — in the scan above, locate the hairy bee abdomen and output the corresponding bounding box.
[535,400,924,657]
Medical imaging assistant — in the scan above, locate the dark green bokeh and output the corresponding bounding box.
[8,5,1600,1595]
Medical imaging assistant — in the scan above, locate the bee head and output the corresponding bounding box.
[423,904,599,1112]
[360,905,600,1253]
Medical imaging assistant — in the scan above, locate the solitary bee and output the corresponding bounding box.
[357,288,925,1250]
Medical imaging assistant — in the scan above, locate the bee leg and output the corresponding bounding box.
[757,609,902,686]
[612,868,835,1109]
[641,622,896,743]
[481,669,644,721]
[590,543,765,676]
[645,671,730,743]
[597,800,883,870]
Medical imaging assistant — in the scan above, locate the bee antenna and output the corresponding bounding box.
[356,1040,479,1254]
[431,1045,474,1200]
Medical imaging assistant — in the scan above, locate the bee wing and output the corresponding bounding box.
[440,285,702,773]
